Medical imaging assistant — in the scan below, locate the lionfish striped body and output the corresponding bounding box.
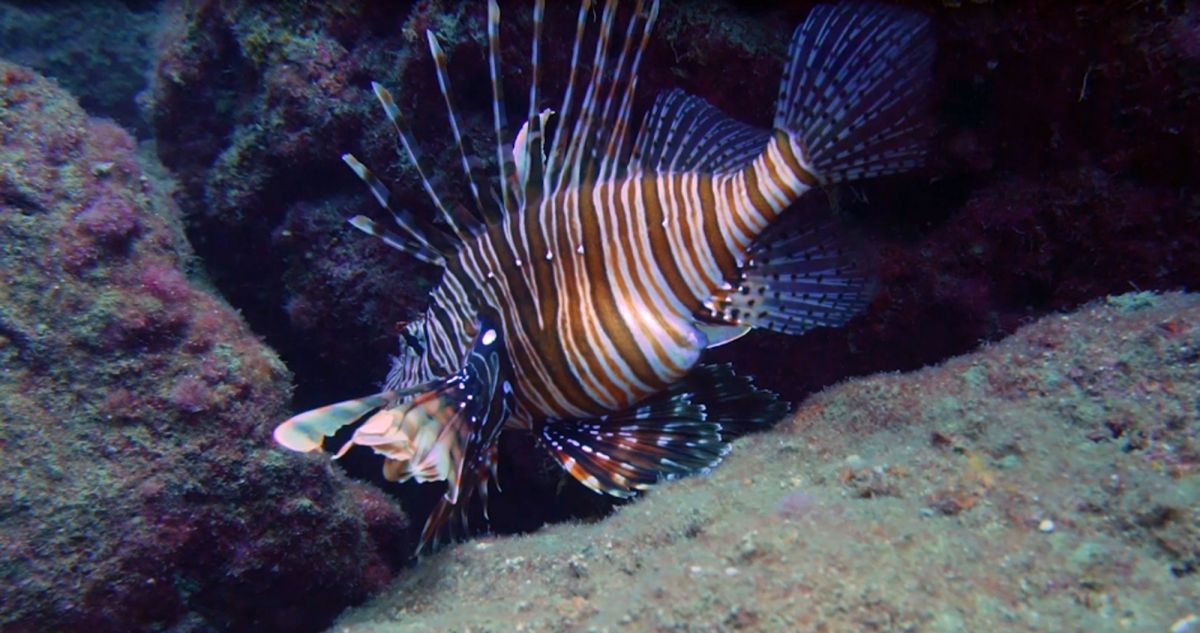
[275,0,935,552]
[423,132,812,420]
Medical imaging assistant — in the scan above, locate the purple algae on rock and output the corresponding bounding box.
[0,61,408,633]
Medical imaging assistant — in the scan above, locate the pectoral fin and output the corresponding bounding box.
[273,392,392,453]
[539,364,788,498]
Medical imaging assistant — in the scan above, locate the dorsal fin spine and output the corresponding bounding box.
[370,82,472,240]
[347,215,446,265]
[600,0,659,181]
[339,152,449,259]
[543,0,594,193]
[527,0,545,128]
[514,0,548,204]
[426,31,491,226]
[593,0,644,181]
[522,113,548,202]
[561,0,620,192]
[486,0,514,217]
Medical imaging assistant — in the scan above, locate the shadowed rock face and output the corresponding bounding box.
[0,0,160,137]
[0,61,408,633]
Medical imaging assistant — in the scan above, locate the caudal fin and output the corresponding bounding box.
[775,3,935,184]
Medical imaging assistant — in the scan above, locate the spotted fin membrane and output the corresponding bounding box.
[539,364,788,497]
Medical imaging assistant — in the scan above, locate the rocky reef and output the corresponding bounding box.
[329,292,1200,632]
[0,0,161,137]
[146,0,430,412]
[0,61,407,633]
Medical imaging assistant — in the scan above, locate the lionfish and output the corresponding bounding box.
[275,0,934,551]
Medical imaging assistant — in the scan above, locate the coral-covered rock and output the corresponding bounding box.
[0,61,407,633]
[329,292,1200,632]
[147,0,436,405]
[269,195,434,406]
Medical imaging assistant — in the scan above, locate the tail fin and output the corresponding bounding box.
[775,3,935,184]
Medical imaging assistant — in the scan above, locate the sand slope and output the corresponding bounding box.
[331,292,1200,633]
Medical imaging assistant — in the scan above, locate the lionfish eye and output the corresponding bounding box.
[401,329,423,354]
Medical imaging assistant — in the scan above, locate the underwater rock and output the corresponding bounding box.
[147,0,438,405]
[329,291,1200,632]
[0,0,161,137]
[0,61,407,633]
[270,194,433,412]
[935,1,1200,187]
